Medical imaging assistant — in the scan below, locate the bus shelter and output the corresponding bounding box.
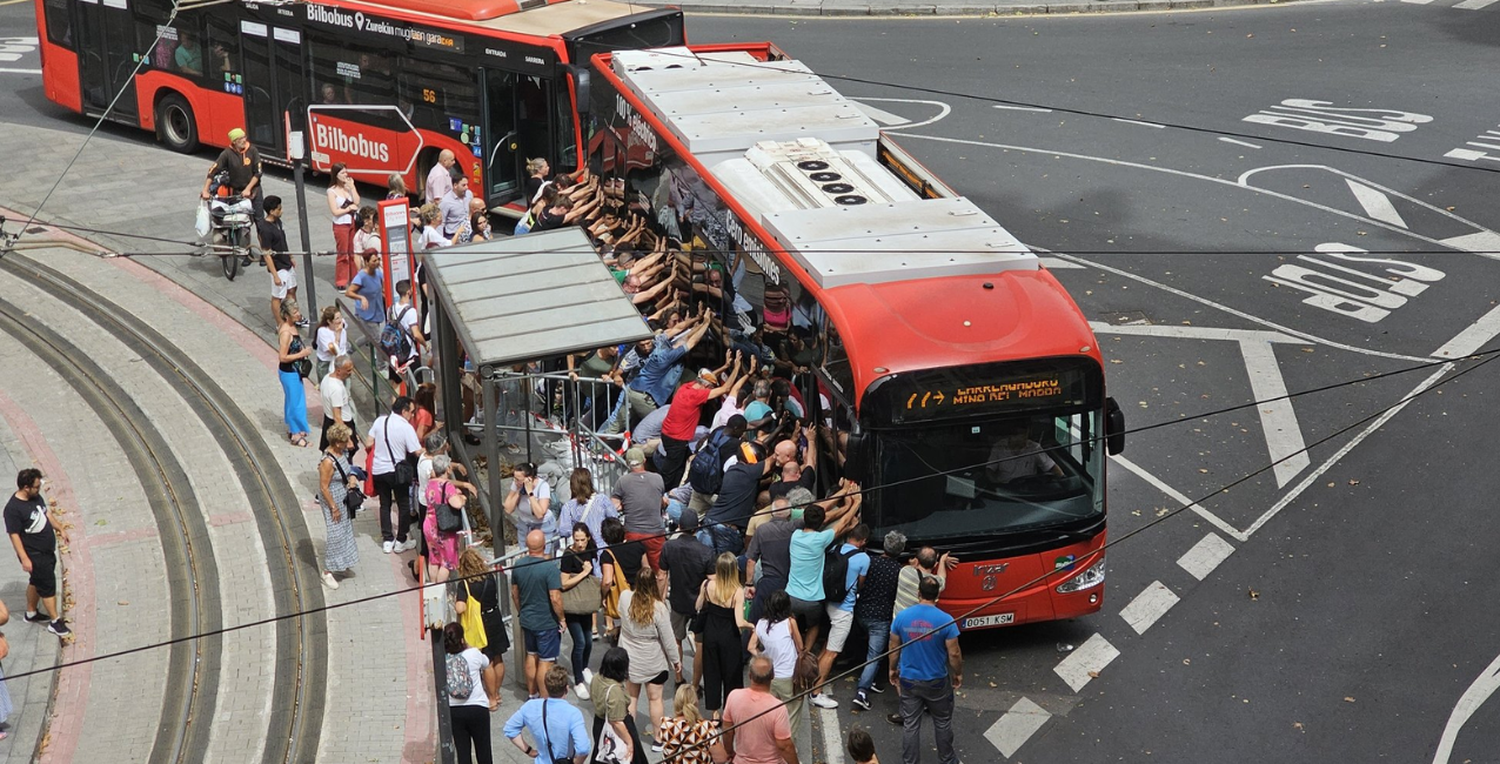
[423,227,652,558]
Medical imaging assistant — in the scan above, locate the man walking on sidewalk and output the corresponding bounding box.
[258,195,300,327]
[370,396,421,554]
[5,469,71,637]
[888,576,961,764]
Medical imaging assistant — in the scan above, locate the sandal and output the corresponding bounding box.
[290,435,310,448]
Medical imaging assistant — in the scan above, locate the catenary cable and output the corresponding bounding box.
[0,341,1492,691]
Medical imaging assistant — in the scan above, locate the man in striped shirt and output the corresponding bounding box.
[891,546,955,618]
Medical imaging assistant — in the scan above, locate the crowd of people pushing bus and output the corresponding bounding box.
[198,131,970,764]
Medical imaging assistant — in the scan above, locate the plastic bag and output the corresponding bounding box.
[195,200,211,239]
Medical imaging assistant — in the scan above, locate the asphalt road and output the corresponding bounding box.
[4,1,1500,761]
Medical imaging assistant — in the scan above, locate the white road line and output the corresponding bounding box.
[1118,581,1180,635]
[1432,651,1500,763]
[1110,454,1248,542]
[1054,633,1120,693]
[1239,339,1311,488]
[1344,179,1409,229]
[1244,363,1452,536]
[1088,321,1301,345]
[851,100,910,127]
[1218,137,1263,149]
[992,104,1053,113]
[1454,0,1498,9]
[1178,532,1236,581]
[1438,230,1500,257]
[1112,118,1166,129]
[1399,0,1435,4]
[985,697,1052,758]
[818,706,844,764]
[853,97,952,130]
[1038,256,1085,269]
[1433,303,1500,358]
[0,68,41,74]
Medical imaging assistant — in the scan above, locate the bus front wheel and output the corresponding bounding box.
[156,93,199,153]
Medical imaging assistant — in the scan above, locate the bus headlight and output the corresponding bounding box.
[1055,556,1106,594]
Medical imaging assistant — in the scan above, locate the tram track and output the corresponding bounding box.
[0,251,326,764]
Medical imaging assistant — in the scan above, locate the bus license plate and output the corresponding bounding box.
[963,613,1015,629]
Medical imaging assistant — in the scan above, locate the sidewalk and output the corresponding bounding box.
[639,0,1292,17]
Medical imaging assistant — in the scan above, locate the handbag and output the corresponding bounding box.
[792,649,821,694]
[459,580,489,651]
[327,454,363,520]
[594,685,629,764]
[562,557,602,616]
[290,335,312,378]
[434,481,464,534]
[384,416,416,485]
[602,549,628,620]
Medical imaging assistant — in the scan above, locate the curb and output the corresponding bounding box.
[654,0,1294,17]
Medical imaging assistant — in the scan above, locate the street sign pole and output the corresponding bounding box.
[289,127,317,323]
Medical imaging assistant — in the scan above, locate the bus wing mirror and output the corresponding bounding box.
[1105,397,1125,456]
[844,431,868,483]
[569,66,591,117]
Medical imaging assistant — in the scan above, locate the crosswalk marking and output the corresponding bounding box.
[1178,532,1236,581]
[1053,633,1119,693]
[1119,581,1180,636]
[1454,0,1498,8]
[985,697,1052,758]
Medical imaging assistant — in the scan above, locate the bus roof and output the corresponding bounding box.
[337,0,646,33]
[606,47,1097,396]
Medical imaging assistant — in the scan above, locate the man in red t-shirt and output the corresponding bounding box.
[657,354,742,490]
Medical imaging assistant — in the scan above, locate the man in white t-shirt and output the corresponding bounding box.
[370,396,423,554]
[318,355,358,454]
[425,149,456,205]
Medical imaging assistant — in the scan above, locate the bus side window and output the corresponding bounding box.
[43,0,72,48]
[205,15,237,75]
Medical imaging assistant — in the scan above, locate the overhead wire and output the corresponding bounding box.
[0,341,1493,694]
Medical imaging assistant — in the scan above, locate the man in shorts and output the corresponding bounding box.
[257,195,300,327]
[6,469,71,636]
[510,529,562,698]
[810,524,870,709]
[610,448,667,588]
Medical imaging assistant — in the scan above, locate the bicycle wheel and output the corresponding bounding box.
[223,229,243,281]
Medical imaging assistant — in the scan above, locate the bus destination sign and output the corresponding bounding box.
[904,375,1065,412]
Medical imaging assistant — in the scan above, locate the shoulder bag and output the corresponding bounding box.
[602,549,629,620]
[540,698,575,764]
[384,416,416,485]
[459,580,489,651]
[593,685,629,764]
[434,481,464,534]
[562,554,602,616]
[326,454,363,520]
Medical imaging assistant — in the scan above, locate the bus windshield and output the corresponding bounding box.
[869,408,1105,543]
[568,12,685,71]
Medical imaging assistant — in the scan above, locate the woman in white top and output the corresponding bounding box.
[327,162,360,289]
[443,622,495,763]
[313,305,349,379]
[748,589,806,743]
[417,205,450,251]
[351,206,381,270]
[616,567,679,750]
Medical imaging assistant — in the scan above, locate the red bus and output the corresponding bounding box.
[34,0,682,206]
[587,45,1126,629]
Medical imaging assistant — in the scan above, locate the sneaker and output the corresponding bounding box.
[575,682,591,701]
[809,693,838,709]
[399,539,418,553]
[47,619,71,637]
[851,692,871,711]
[886,712,903,726]
[382,540,395,554]
[650,741,664,754]
[582,668,594,685]
[24,611,48,624]
[294,318,310,328]
[868,683,886,694]
[321,571,340,589]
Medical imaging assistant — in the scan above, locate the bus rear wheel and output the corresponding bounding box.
[156,93,199,153]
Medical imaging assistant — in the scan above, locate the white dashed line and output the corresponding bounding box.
[985,697,1052,758]
[1433,302,1500,359]
[1112,118,1166,129]
[818,706,843,764]
[1177,532,1236,581]
[992,104,1053,113]
[1118,581,1180,636]
[1038,256,1085,269]
[1053,633,1120,692]
[1218,137,1263,149]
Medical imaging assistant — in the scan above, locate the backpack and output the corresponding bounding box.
[379,305,414,361]
[822,545,863,604]
[445,652,474,700]
[687,426,735,495]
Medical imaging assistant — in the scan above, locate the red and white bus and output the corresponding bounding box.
[34,0,682,206]
[587,45,1126,629]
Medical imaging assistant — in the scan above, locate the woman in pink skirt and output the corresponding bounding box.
[423,454,465,583]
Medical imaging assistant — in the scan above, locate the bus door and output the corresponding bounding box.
[239,21,304,158]
[480,68,557,204]
[74,0,137,121]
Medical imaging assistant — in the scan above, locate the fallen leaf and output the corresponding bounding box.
[1345,696,1356,703]
[1182,658,1191,665]
[117,600,130,606]
[1349,479,1360,485]
[1294,722,1305,732]
[1248,589,1260,601]
[1199,468,1209,474]
[1087,670,1100,678]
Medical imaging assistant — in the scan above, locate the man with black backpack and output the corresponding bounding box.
[382,279,425,384]
[783,482,863,709]
[810,523,871,709]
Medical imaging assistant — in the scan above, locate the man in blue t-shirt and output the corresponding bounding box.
[807,523,870,710]
[889,576,961,764]
[626,309,715,421]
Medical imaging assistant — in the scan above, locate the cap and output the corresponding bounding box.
[624,447,646,467]
[227,127,246,142]
[697,368,719,386]
[678,508,699,532]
